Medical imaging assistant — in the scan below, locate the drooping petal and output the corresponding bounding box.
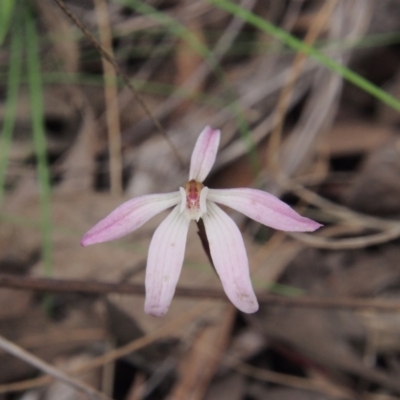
[208,188,322,232]
[189,126,221,182]
[202,202,258,313]
[81,192,181,246]
[145,205,190,317]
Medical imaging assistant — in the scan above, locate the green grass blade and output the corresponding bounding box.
[25,9,53,277]
[0,25,23,208]
[210,0,400,113]
[0,0,16,46]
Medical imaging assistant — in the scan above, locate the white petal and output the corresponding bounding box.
[189,126,221,182]
[179,187,186,213]
[145,205,190,317]
[81,192,180,246]
[202,202,258,313]
[208,188,322,232]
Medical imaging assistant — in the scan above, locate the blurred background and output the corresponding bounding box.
[2,0,400,399]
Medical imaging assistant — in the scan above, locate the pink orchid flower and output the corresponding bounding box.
[81,126,321,316]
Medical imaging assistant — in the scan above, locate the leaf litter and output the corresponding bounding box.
[2,1,400,399]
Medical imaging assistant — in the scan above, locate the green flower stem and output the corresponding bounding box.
[0,0,16,46]
[25,9,53,277]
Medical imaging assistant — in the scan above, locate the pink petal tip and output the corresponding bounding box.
[189,126,221,182]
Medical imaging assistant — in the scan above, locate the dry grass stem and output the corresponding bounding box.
[0,334,111,399]
[94,0,123,196]
[0,303,211,394]
[267,0,338,169]
[51,0,186,168]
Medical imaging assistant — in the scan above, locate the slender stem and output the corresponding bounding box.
[0,0,15,46]
[25,9,53,277]
[52,0,186,168]
[94,0,123,196]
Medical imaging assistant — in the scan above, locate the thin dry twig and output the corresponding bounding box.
[148,318,354,399]
[233,361,353,399]
[0,302,211,394]
[277,173,400,249]
[94,0,123,195]
[0,334,111,400]
[267,0,338,169]
[51,0,186,168]
[1,274,400,311]
[290,227,400,250]
[122,0,257,144]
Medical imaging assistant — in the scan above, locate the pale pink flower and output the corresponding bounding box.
[81,127,322,316]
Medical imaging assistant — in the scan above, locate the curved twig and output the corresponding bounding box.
[0,335,111,400]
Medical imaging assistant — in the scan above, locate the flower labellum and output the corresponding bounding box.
[81,126,322,316]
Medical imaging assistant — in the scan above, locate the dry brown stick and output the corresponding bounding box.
[0,302,210,394]
[51,0,186,168]
[0,334,111,400]
[94,0,123,196]
[169,305,236,400]
[1,274,400,311]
